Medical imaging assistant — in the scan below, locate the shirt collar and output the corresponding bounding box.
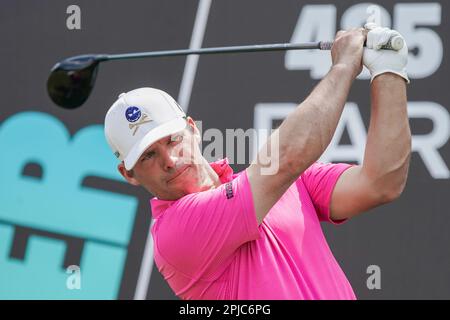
[149,158,234,218]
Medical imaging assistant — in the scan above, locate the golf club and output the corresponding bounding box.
[47,37,403,109]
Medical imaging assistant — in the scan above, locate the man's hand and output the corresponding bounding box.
[363,23,410,83]
[331,28,366,79]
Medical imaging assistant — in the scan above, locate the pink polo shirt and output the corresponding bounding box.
[150,158,356,300]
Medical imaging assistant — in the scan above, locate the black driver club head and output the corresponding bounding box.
[47,54,106,109]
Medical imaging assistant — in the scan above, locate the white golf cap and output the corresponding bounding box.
[104,87,187,170]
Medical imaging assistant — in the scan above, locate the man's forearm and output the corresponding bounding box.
[363,73,411,198]
[276,64,355,176]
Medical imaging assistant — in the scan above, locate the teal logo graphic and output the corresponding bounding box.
[0,112,138,299]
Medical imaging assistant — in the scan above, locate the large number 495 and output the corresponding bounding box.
[285,3,442,79]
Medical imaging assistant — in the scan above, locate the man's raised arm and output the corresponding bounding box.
[247,28,366,225]
[329,25,412,221]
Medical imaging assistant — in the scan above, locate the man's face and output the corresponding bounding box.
[120,118,206,200]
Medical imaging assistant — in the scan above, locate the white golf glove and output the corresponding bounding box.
[363,23,410,83]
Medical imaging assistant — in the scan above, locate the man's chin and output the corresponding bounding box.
[167,182,197,198]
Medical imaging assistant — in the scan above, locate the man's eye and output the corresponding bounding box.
[142,152,155,161]
[170,134,183,144]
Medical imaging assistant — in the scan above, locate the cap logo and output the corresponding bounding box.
[125,106,142,123]
[128,113,152,136]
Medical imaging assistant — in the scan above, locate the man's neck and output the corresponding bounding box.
[197,159,222,191]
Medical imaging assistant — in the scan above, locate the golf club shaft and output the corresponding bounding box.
[102,42,331,61]
[101,37,402,62]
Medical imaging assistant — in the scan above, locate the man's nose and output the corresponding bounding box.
[161,146,182,171]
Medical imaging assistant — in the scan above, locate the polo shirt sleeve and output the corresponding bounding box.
[153,171,260,280]
[300,161,355,225]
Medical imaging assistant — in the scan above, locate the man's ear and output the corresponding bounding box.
[118,162,140,186]
[186,116,201,141]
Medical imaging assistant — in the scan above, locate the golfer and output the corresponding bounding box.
[104,25,411,299]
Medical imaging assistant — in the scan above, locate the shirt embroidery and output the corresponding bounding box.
[225,182,234,199]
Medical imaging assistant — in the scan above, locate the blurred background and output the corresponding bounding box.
[0,0,448,299]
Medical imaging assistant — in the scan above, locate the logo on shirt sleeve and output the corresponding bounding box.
[225,182,234,199]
